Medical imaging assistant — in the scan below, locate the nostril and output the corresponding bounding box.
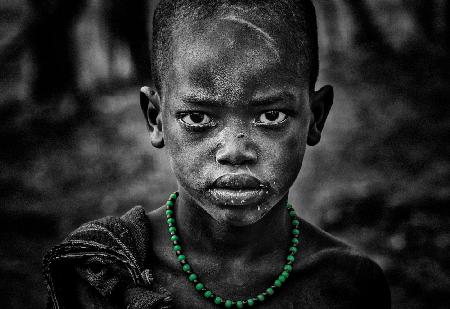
[216,147,257,166]
[217,156,256,166]
[237,133,245,138]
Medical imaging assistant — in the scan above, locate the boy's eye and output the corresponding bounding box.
[179,112,213,126]
[256,111,288,125]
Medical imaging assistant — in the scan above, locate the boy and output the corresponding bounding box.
[44,0,391,308]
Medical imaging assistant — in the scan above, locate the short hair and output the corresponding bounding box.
[152,0,318,95]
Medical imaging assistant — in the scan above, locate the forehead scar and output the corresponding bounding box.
[221,15,281,61]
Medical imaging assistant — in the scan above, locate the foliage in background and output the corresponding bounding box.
[0,0,449,308]
[310,1,450,308]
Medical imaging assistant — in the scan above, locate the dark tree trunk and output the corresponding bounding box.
[411,0,436,41]
[104,0,152,85]
[315,0,340,50]
[445,0,450,49]
[27,0,86,102]
[343,0,391,53]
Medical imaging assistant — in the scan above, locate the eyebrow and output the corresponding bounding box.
[180,92,296,107]
[250,92,297,106]
[181,95,225,107]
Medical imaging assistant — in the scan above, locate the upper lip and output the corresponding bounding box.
[212,174,265,189]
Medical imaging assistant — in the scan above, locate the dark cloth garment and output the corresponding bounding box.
[43,206,172,309]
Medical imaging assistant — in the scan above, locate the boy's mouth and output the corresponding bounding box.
[213,174,264,189]
[208,174,269,206]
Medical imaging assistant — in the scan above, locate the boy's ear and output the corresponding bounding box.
[307,85,334,146]
[140,86,164,148]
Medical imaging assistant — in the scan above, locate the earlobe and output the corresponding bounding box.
[140,86,164,148]
[307,85,334,146]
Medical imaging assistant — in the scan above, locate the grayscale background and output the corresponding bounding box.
[0,0,449,308]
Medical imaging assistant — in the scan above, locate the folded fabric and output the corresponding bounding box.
[43,206,173,309]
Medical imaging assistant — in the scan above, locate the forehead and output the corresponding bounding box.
[166,15,308,101]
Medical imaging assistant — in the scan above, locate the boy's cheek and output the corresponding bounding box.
[260,150,303,191]
[167,140,214,188]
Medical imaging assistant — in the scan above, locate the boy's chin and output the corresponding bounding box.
[209,206,270,227]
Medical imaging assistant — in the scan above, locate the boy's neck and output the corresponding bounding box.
[174,190,291,261]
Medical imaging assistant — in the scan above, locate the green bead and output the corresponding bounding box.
[257,294,265,301]
[236,301,244,308]
[182,264,191,272]
[188,273,197,282]
[282,271,289,278]
[289,210,296,217]
[289,246,298,254]
[287,255,295,262]
[214,297,222,305]
[292,219,299,226]
[166,200,174,207]
[266,287,274,295]
[274,279,282,287]
[178,254,186,261]
[204,290,212,298]
[286,203,292,209]
[167,218,175,224]
[284,264,293,272]
[169,226,177,233]
[278,274,286,282]
[292,229,299,235]
[173,245,181,251]
[247,299,255,306]
[171,235,179,241]
[225,300,233,308]
[292,238,299,244]
[166,209,173,216]
[195,283,204,291]
[170,193,177,200]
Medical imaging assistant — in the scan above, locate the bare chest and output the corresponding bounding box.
[150,262,358,309]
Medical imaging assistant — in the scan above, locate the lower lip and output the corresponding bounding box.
[208,188,267,206]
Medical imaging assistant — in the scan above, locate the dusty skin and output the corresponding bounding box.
[141,12,388,309]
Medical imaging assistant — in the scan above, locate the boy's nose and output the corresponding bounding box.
[215,133,257,166]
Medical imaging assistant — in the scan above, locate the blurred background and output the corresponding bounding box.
[0,0,449,308]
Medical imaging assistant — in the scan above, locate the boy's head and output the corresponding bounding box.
[152,0,319,96]
[141,0,333,226]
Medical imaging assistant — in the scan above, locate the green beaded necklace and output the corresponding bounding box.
[165,192,300,308]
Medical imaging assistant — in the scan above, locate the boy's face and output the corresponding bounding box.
[148,17,330,226]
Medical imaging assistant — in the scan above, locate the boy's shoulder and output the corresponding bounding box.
[297,217,381,275]
[290,218,391,308]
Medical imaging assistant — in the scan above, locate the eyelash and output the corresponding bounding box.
[176,110,291,130]
[176,112,216,131]
[254,110,289,126]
